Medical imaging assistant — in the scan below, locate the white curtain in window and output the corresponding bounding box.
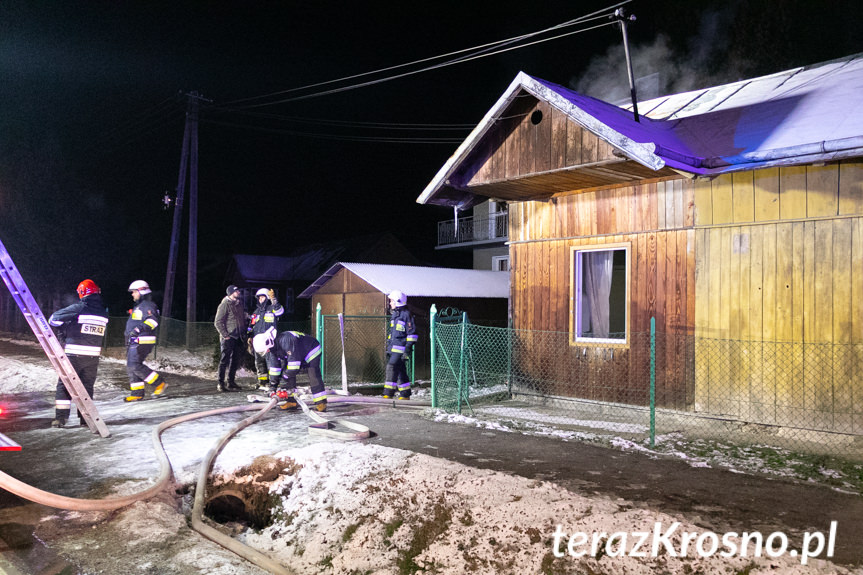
[583,251,613,338]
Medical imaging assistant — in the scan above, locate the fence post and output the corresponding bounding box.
[316,303,324,380]
[650,316,656,448]
[458,311,467,414]
[507,315,513,396]
[430,304,437,408]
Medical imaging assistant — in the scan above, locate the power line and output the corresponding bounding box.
[223,0,631,108]
[203,107,474,130]
[200,118,466,144]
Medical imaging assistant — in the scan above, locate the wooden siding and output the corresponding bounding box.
[467,97,629,190]
[693,162,863,432]
[694,162,863,226]
[508,179,696,407]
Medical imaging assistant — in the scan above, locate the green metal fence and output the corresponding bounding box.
[431,307,863,459]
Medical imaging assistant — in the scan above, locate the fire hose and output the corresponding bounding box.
[0,392,430,574]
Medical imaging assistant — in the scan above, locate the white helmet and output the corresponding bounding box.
[388,290,407,307]
[255,288,269,298]
[128,280,151,295]
[253,326,277,354]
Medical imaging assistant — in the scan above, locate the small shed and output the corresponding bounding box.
[299,262,509,381]
[224,232,425,320]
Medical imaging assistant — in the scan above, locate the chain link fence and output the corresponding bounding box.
[318,314,421,389]
[432,314,863,459]
[320,315,389,387]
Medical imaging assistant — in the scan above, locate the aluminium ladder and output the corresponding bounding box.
[0,238,110,438]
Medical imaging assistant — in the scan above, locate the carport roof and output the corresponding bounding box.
[298,262,509,299]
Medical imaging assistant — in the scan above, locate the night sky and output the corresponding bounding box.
[1,1,860,316]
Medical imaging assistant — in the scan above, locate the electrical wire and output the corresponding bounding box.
[199,118,465,144]
[223,0,631,108]
[236,20,619,108]
[203,107,474,131]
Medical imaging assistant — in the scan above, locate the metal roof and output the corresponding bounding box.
[418,53,863,208]
[298,262,510,299]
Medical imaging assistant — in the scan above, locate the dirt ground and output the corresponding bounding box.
[1,338,863,573]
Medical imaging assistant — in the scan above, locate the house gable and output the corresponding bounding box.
[462,96,671,202]
[420,72,672,208]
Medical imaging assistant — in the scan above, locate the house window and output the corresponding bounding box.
[492,255,510,271]
[571,243,629,345]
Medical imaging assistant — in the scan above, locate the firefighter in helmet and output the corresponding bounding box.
[253,326,328,412]
[48,279,109,428]
[248,287,284,389]
[384,289,417,399]
[124,280,167,401]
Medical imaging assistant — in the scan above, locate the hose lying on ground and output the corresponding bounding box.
[0,402,269,511]
[189,394,426,572]
[190,397,293,575]
[0,392,428,573]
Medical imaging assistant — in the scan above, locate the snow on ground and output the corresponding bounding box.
[2,337,862,574]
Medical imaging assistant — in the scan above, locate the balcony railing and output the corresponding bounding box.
[437,211,508,247]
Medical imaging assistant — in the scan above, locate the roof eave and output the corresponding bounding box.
[416,72,666,208]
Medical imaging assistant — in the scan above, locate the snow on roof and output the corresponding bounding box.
[298,262,509,299]
[418,53,863,206]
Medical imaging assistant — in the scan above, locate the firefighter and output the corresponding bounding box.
[248,287,284,389]
[252,326,327,412]
[124,280,167,401]
[48,279,109,428]
[384,290,417,400]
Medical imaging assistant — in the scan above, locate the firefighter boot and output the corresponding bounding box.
[153,382,167,397]
[50,418,66,428]
[217,382,227,393]
[313,398,327,413]
[124,395,144,402]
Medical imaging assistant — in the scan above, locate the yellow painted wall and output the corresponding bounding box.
[694,161,863,431]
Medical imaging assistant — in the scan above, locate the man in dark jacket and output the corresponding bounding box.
[214,285,248,392]
[48,279,109,428]
[124,280,167,401]
[248,287,284,389]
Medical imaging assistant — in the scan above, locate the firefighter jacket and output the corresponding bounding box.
[48,293,109,357]
[387,306,417,355]
[249,297,284,337]
[215,295,247,340]
[265,331,322,386]
[124,297,160,345]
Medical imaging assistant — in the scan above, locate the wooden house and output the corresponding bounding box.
[417,55,863,433]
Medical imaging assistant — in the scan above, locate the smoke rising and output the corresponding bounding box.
[572,6,751,107]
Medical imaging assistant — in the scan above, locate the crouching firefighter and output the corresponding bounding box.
[48,279,109,428]
[252,326,327,412]
[124,280,167,401]
[384,290,417,399]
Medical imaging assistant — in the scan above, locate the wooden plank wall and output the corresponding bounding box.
[472,99,619,184]
[693,162,863,432]
[509,178,696,407]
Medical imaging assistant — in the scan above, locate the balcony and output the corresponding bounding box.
[437,211,508,249]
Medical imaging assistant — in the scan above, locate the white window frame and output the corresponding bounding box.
[569,242,630,347]
[491,255,510,271]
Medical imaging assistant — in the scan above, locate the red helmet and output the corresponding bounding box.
[77,279,100,298]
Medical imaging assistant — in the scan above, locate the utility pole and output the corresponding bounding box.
[163,92,202,336]
[613,8,640,123]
